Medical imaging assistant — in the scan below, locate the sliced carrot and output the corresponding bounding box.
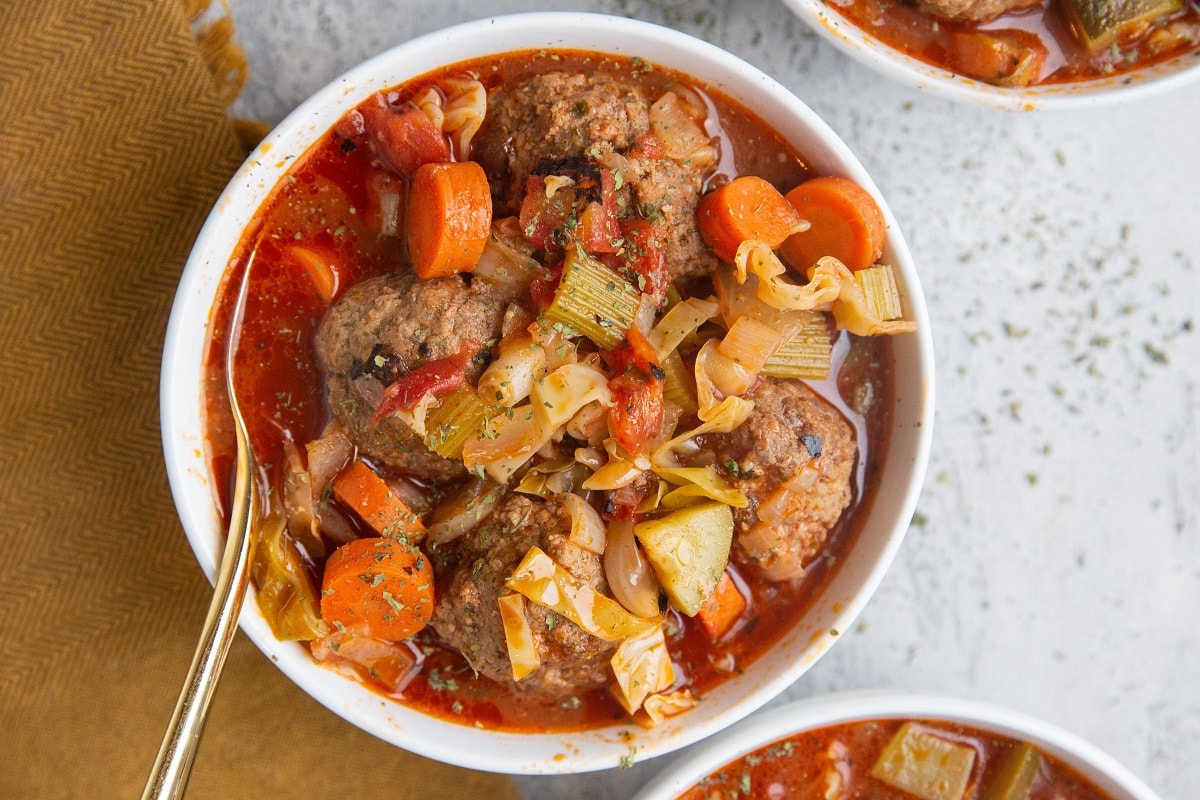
[284,245,340,304]
[697,175,804,263]
[320,537,434,643]
[331,459,426,541]
[695,570,746,639]
[780,176,887,273]
[406,160,492,280]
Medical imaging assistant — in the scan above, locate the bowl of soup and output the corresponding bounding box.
[633,691,1162,799]
[161,12,934,773]
[780,0,1200,109]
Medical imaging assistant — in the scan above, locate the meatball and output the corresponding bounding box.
[474,72,651,208]
[703,378,856,581]
[618,154,716,283]
[315,273,505,482]
[430,494,619,697]
[914,0,1039,22]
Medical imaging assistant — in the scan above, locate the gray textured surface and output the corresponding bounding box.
[225,2,1199,797]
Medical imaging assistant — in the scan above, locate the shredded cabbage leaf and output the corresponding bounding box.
[643,688,697,726]
[505,547,658,641]
[497,593,541,681]
[610,624,674,715]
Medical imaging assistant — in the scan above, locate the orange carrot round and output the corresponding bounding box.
[406,160,492,280]
[332,459,426,541]
[697,175,803,263]
[320,536,434,642]
[780,176,887,273]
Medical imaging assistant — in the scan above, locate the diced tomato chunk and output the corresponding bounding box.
[608,369,664,455]
[528,264,563,310]
[519,175,574,250]
[359,95,450,177]
[619,217,669,302]
[577,169,621,253]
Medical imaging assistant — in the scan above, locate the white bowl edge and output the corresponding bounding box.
[632,690,1163,799]
[160,11,935,774]
[778,0,1200,110]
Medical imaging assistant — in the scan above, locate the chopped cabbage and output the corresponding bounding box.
[505,547,658,641]
[610,624,674,714]
[497,593,541,681]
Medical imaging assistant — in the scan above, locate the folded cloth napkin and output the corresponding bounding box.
[0,2,518,797]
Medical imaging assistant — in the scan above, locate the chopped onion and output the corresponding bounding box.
[472,221,541,300]
[565,401,608,444]
[560,492,607,555]
[649,92,713,166]
[477,333,546,407]
[603,519,663,618]
[694,339,756,416]
[281,437,324,561]
[717,315,786,374]
[426,476,503,545]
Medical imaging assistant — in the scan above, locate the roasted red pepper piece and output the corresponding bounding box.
[375,352,468,421]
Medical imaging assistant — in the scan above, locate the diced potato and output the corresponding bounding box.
[1065,0,1184,53]
[634,501,733,616]
[871,723,977,800]
[979,742,1042,800]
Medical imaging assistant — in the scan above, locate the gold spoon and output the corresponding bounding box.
[142,254,259,800]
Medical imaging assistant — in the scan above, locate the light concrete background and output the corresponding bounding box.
[224,2,1199,797]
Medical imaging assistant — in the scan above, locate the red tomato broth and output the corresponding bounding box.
[677,718,1115,800]
[825,0,1200,86]
[202,49,896,732]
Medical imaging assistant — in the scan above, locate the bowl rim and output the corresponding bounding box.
[777,0,1200,110]
[631,689,1163,800]
[160,10,935,774]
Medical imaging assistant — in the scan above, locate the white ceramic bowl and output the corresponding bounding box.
[779,0,1200,110]
[633,691,1162,799]
[161,12,934,774]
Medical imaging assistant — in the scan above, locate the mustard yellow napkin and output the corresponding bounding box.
[0,2,518,796]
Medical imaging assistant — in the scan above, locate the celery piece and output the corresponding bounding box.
[661,350,699,415]
[871,723,977,800]
[544,247,641,349]
[979,742,1042,800]
[424,385,491,459]
[760,310,832,380]
[634,501,733,616]
[1066,0,1183,52]
[855,265,905,322]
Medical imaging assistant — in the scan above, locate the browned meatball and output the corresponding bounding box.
[619,154,716,283]
[314,273,504,482]
[914,0,1040,22]
[474,72,651,211]
[703,378,856,581]
[430,494,619,697]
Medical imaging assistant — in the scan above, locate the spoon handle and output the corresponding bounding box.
[140,422,255,800]
[143,257,259,800]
